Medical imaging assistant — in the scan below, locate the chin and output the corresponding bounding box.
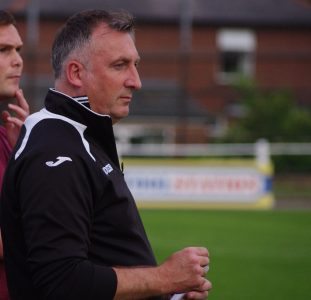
[119,109,130,118]
[112,113,129,124]
[0,90,15,100]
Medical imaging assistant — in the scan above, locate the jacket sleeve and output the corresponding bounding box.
[16,120,117,300]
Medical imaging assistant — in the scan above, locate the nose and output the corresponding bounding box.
[12,50,23,68]
[125,65,142,90]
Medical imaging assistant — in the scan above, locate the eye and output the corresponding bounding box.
[113,61,127,70]
[0,46,8,53]
[115,63,124,69]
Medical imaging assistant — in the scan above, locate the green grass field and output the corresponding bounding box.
[139,209,311,300]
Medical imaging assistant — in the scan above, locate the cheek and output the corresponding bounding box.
[0,63,3,72]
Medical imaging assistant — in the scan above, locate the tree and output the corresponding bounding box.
[221,78,311,142]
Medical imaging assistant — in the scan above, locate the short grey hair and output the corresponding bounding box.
[51,9,135,78]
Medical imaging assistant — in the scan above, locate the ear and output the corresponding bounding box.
[66,60,84,88]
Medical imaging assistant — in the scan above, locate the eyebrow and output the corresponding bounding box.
[0,42,23,48]
[112,55,140,64]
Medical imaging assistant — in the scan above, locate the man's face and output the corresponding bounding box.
[0,24,23,100]
[81,24,142,124]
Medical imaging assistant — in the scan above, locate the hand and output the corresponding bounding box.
[178,265,211,299]
[1,89,29,147]
[182,289,210,299]
[159,247,211,296]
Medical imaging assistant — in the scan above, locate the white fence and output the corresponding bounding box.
[118,139,311,161]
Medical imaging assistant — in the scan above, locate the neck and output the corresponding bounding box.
[54,79,84,98]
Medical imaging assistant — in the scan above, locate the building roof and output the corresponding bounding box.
[1,0,311,27]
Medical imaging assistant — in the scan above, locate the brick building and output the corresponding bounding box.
[1,0,311,143]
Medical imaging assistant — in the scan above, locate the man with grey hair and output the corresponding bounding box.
[1,9,211,300]
[0,9,29,300]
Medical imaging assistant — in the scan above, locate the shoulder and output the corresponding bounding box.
[15,111,92,163]
[0,126,12,154]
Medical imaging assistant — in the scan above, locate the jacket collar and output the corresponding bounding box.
[45,89,120,167]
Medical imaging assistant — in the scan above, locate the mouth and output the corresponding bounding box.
[120,95,132,103]
[8,75,21,80]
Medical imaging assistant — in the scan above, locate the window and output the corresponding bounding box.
[217,29,256,83]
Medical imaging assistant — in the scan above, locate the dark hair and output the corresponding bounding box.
[52,9,135,78]
[0,10,17,27]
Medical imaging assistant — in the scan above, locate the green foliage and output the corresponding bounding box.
[221,78,311,142]
[273,155,311,173]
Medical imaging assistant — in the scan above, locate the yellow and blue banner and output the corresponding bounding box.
[123,158,274,209]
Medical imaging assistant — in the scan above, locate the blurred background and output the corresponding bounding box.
[1,1,311,299]
[1,0,311,204]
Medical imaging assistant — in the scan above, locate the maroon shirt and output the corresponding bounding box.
[0,126,12,300]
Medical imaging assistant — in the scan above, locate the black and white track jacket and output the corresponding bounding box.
[1,89,158,300]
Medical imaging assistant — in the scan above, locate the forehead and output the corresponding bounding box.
[0,24,23,46]
[90,24,138,59]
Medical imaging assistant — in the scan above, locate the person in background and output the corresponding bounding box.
[0,9,211,300]
[0,9,30,300]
